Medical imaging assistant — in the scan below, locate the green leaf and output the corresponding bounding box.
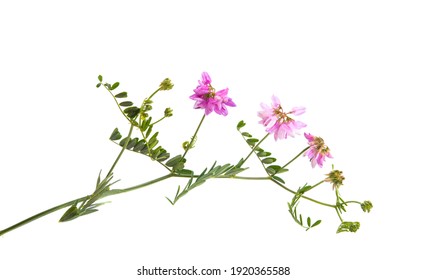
[262,157,276,164]
[237,120,246,130]
[177,169,194,176]
[246,138,259,146]
[98,75,103,82]
[124,106,140,119]
[133,139,146,152]
[109,128,122,141]
[166,155,183,167]
[272,175,285,184]
[141,117,152,131]
[119,137,130,147]
[110,82,119,90]
[146,125,153,138]
[119,101,133,107]
[307,217,311,227]
[266,165,287,175]
[59,203,79,222]
[165,196,175,205]
[235,158,244,168]
[148,132,159,149]
[242,132,252,137]
[312,220,321,227]
[300,184,314,193]
[156,151,170,162]
[127,137,138,149]
[173,161,185,171]
[115,92,127,98]
[96,82,102,88]
[224,167,247,176]
[257,151,271,158]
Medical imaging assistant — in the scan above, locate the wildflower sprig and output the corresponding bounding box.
[0,72,372,237]
[288,183,322,231]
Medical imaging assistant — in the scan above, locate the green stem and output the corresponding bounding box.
[240,133,269,167]
[107,124,134,176]
[151,116,166,126]
[104,84,132,123]
[282,146,309,169]
[114,173,174,194]
[343,200,362,205]
[0,195,90,237]
[335,208,344,222]
[173,174,270,180]
[0,173,174,237]
[270,177,335,208]
[181,114,206,160]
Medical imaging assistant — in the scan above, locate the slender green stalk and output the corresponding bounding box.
[173,174,271,180]
[0,173,174,237]
[282,146,309,169]
[115,173,174,194]
[240,133,269,167]
[181,114,206,160]
[151,116,166,126]
[147,88,161,101]
[270,177,335,208]
[0,195,90,237]
[104,84,133,123]
[107,124,134,176]
[343,200,361,205]
[335,208,344,222]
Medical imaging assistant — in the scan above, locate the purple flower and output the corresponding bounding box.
[258,95,306,140]
[304,132,333,168]
[190,72,236,116]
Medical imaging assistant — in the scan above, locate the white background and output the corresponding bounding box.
[0,0,425,279]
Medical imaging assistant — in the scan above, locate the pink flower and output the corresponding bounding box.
[258,95,306,140]
[190,72,236,116]
[304,132,332,168]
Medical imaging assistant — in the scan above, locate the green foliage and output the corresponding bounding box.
[123,106,140,119]
[110,127,171,162]
[166,155,186,171]
[59,171,117,222]
[119,101,133,107]
[110,82,120,90]
[287,184,322,231]
[115,92,128,98]
[167,161,247,205]
[237,120,287,178]
[109,128,122,141]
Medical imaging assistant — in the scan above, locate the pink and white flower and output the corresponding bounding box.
[258,95,306,140]
[304,132,333,168]
[190,72,236,116]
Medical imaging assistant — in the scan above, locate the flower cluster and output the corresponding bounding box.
[258,95,306,141]
[190,72,236,116]
[304,133,333,168]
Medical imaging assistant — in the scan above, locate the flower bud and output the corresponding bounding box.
[325,170,345,190]
[361,201,373,213]
[159,78,174,91]
[164,107,173,117]
[336,221,360,233]
[182,141,190,150]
